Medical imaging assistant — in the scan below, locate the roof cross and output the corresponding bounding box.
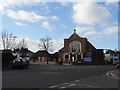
[74,29,76,33]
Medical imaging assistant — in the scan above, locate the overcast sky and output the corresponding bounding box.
[0,0,119,53]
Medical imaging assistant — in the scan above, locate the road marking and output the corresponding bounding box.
[75,80,79,82]
[68,84,76,87]
[106,70,119,79]
[47,74,106,88]
[78,84,102,88]
[90,77,93,78]
[60,86,66,88]
[49,85,58,88]
[110,72,116,76]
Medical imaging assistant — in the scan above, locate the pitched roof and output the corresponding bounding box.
[68,31,82,40]
[106,50,117,54]
[59,47,64,52]
[86,41,96,50]
[13,48,33,53]
[34,50,49,57]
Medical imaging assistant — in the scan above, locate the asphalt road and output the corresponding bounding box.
[2,64,119,89]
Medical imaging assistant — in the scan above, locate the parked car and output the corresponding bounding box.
[12,57,29,69]
[116,64,120,68]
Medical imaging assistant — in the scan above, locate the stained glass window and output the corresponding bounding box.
[69,41,81,53]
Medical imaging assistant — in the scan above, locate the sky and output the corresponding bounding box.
[0,0,119,53]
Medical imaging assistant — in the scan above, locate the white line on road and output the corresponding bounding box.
[68,83,76,87]
[75,80,79,82]
[48,74,110,89]
[90,77,93,78]
[49,85,58,88]
[106,70,119,79]
[63,82,69,85]
[60,86,67,89]
[78,84,102,88]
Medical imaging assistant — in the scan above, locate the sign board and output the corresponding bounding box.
[84,57,92,62]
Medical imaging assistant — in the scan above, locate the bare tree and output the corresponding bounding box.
[17,38,28,49]
[1,30,17,50]
[38,37,53,52]
[38,37,53,64]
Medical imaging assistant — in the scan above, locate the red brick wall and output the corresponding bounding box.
[59,33,87,60]
[64,34,87,53]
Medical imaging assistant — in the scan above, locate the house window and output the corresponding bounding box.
[42,57,45,61]
[114,59,118,61]
[114,54,117,56]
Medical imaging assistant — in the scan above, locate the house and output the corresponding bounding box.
[48,52,58,62]
[31,50,59,64]
[13,48,33,60]
[31,50,49,62]
[104,49,119,65]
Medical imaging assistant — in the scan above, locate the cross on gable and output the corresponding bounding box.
[74,29,76,33]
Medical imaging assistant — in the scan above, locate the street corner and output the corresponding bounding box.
[106,70,119,80]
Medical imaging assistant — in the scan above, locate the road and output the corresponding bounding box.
[2,64,119,89]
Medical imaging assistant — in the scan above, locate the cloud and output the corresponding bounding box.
[75,24,117,43]
[50,16,59,20]
[105,2,118,6]
[1,0,119,12]
[16,37,64,53]
[105,0,119,5]
[0,2,4,12]
[75,26,98,37]
[15,22,26,26]
[104,26,118,35]
[60,2,72,6]
[51,39,64,52]
[24,37,64,53]
[7,10,47,22]
[0,0,43,13]
[72,2,111,25]
[41,21,53,31]
[83,31,96,36]
[23,37,40,52]
[75,26,95,34]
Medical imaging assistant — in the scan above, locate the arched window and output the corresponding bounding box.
[69,41,81,53]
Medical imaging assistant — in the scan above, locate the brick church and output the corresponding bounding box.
[58,29,104,65]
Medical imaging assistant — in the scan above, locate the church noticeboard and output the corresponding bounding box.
[84,57,92,62]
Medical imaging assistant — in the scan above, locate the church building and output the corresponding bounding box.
[58,29,104,65]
